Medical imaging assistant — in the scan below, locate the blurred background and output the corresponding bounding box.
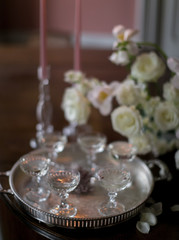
[0,0,178,56]
[0,2,178,238]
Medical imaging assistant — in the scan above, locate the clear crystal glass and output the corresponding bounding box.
[20,154,51,203]
[62,123,92,143]
[37,131,67,160]
[96,167,131,216]
[107,141,136,162]
[30,67,54,149]
[107,141,135,189]
[48,169,80,217]
[77,132,106,171]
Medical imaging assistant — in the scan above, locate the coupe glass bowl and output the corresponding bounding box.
[107,141,136,162]
[37,131,67,159]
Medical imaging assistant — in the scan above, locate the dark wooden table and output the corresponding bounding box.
[0,44,179,240]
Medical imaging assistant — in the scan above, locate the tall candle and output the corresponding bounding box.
[74,0,81,71]
[40,0,47,79]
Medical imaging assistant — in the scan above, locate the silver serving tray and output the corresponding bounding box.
[1,144,154,229]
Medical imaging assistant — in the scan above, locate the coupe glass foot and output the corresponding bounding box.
[98,202,125,216]
[50,204,77,217]
[24,187,50,203]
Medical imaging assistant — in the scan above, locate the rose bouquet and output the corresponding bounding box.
[61,25,179,160]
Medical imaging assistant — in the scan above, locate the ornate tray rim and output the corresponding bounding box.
[8,146,154,229]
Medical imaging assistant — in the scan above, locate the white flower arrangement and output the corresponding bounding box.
[62,25,179,159]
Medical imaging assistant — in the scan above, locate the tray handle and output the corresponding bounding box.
[0,171,13,195]
[145,159,172,182]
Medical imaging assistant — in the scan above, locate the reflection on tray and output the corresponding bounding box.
[10,144,154,228]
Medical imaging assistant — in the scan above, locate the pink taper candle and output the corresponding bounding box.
[40,0,47,79]
[74,0,81,71]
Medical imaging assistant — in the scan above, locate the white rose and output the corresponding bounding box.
[115,80,141,106]
[131,52,166,82]
[111,106,142,137]
[61,87,90,125]
[154,101,179,132]
[163,82,179,107]
[129,134,151,155]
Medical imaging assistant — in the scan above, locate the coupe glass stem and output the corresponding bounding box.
[32,176,41,190]
[59,191,69,209]
[87,153,96,162]
[48,150,58,162]
[87,153,98,173]
[108,192,117,208]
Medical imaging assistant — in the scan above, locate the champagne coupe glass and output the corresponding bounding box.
[37,131,67,160]
[20,154,51,203]
[107,141,136,188]
[48,169,80,217]
[96,167,131,216]
[77,132,107,171]
[107,141,136,164]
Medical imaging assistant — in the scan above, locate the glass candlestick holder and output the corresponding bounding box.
[30,66,54,149]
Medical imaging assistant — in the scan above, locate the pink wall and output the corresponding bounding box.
[47,0,136,34]
[1,0,136,34]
